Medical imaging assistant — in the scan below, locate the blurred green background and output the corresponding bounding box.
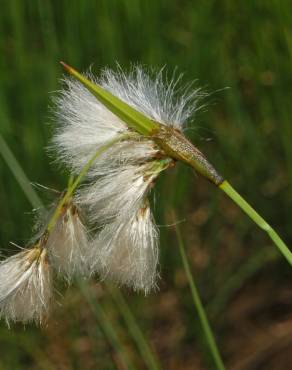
[0,1,292,369]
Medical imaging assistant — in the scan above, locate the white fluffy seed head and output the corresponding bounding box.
[99,65,203,129]
[50,64,198,293]
[51,77,128,172]
[83,159,172,293]
[92,202,159,294]
[51,65,204,174]
[76,159,171,293]
[76,159,171,227]
[0,247,52,325]
[47,202,91,282]
[84,137,159,178]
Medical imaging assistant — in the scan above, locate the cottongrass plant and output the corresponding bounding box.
[51,66,194,293]
[0,62,291,334]
[0,65,198,323]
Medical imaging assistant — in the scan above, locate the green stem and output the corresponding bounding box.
[46,135,127,232]
[174,219,226,370]
[219,180,292,266]
[78,280,135,370]
[107,284,162,370]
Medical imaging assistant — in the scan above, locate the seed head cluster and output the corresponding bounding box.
[0,65,203,324]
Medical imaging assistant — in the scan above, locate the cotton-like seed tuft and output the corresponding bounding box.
[99,65,203,129]
[92,202,159,294]
[84,160,171,293]
[0,247,52,325]
[76,160,168,226]
[51,77,127,173]
[47,201,91,282]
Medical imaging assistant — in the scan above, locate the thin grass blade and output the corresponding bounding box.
[0,134,43,210]
[173,213,226,370]
[78,281,135,370]
[107,284,162,370]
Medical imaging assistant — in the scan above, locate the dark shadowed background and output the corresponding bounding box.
[0,1,291,369]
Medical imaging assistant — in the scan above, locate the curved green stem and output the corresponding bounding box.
[78,280,135,370]
[107,284,162,370]
[46,135,127,232]
[220,180,292,266]
[174,218,226,370]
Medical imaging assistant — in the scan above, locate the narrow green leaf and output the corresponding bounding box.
[107,284,162,370]
[174,214,226,370]
[60,62,160,136]
[0,134,43,210]
[78,281,135,370]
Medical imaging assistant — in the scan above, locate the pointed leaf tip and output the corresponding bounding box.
[60,61,76,74]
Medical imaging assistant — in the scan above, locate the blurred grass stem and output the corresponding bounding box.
[0,134,43,210]
[78,280,135,370]
[107,285,162,370]
[174,215,226,370]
